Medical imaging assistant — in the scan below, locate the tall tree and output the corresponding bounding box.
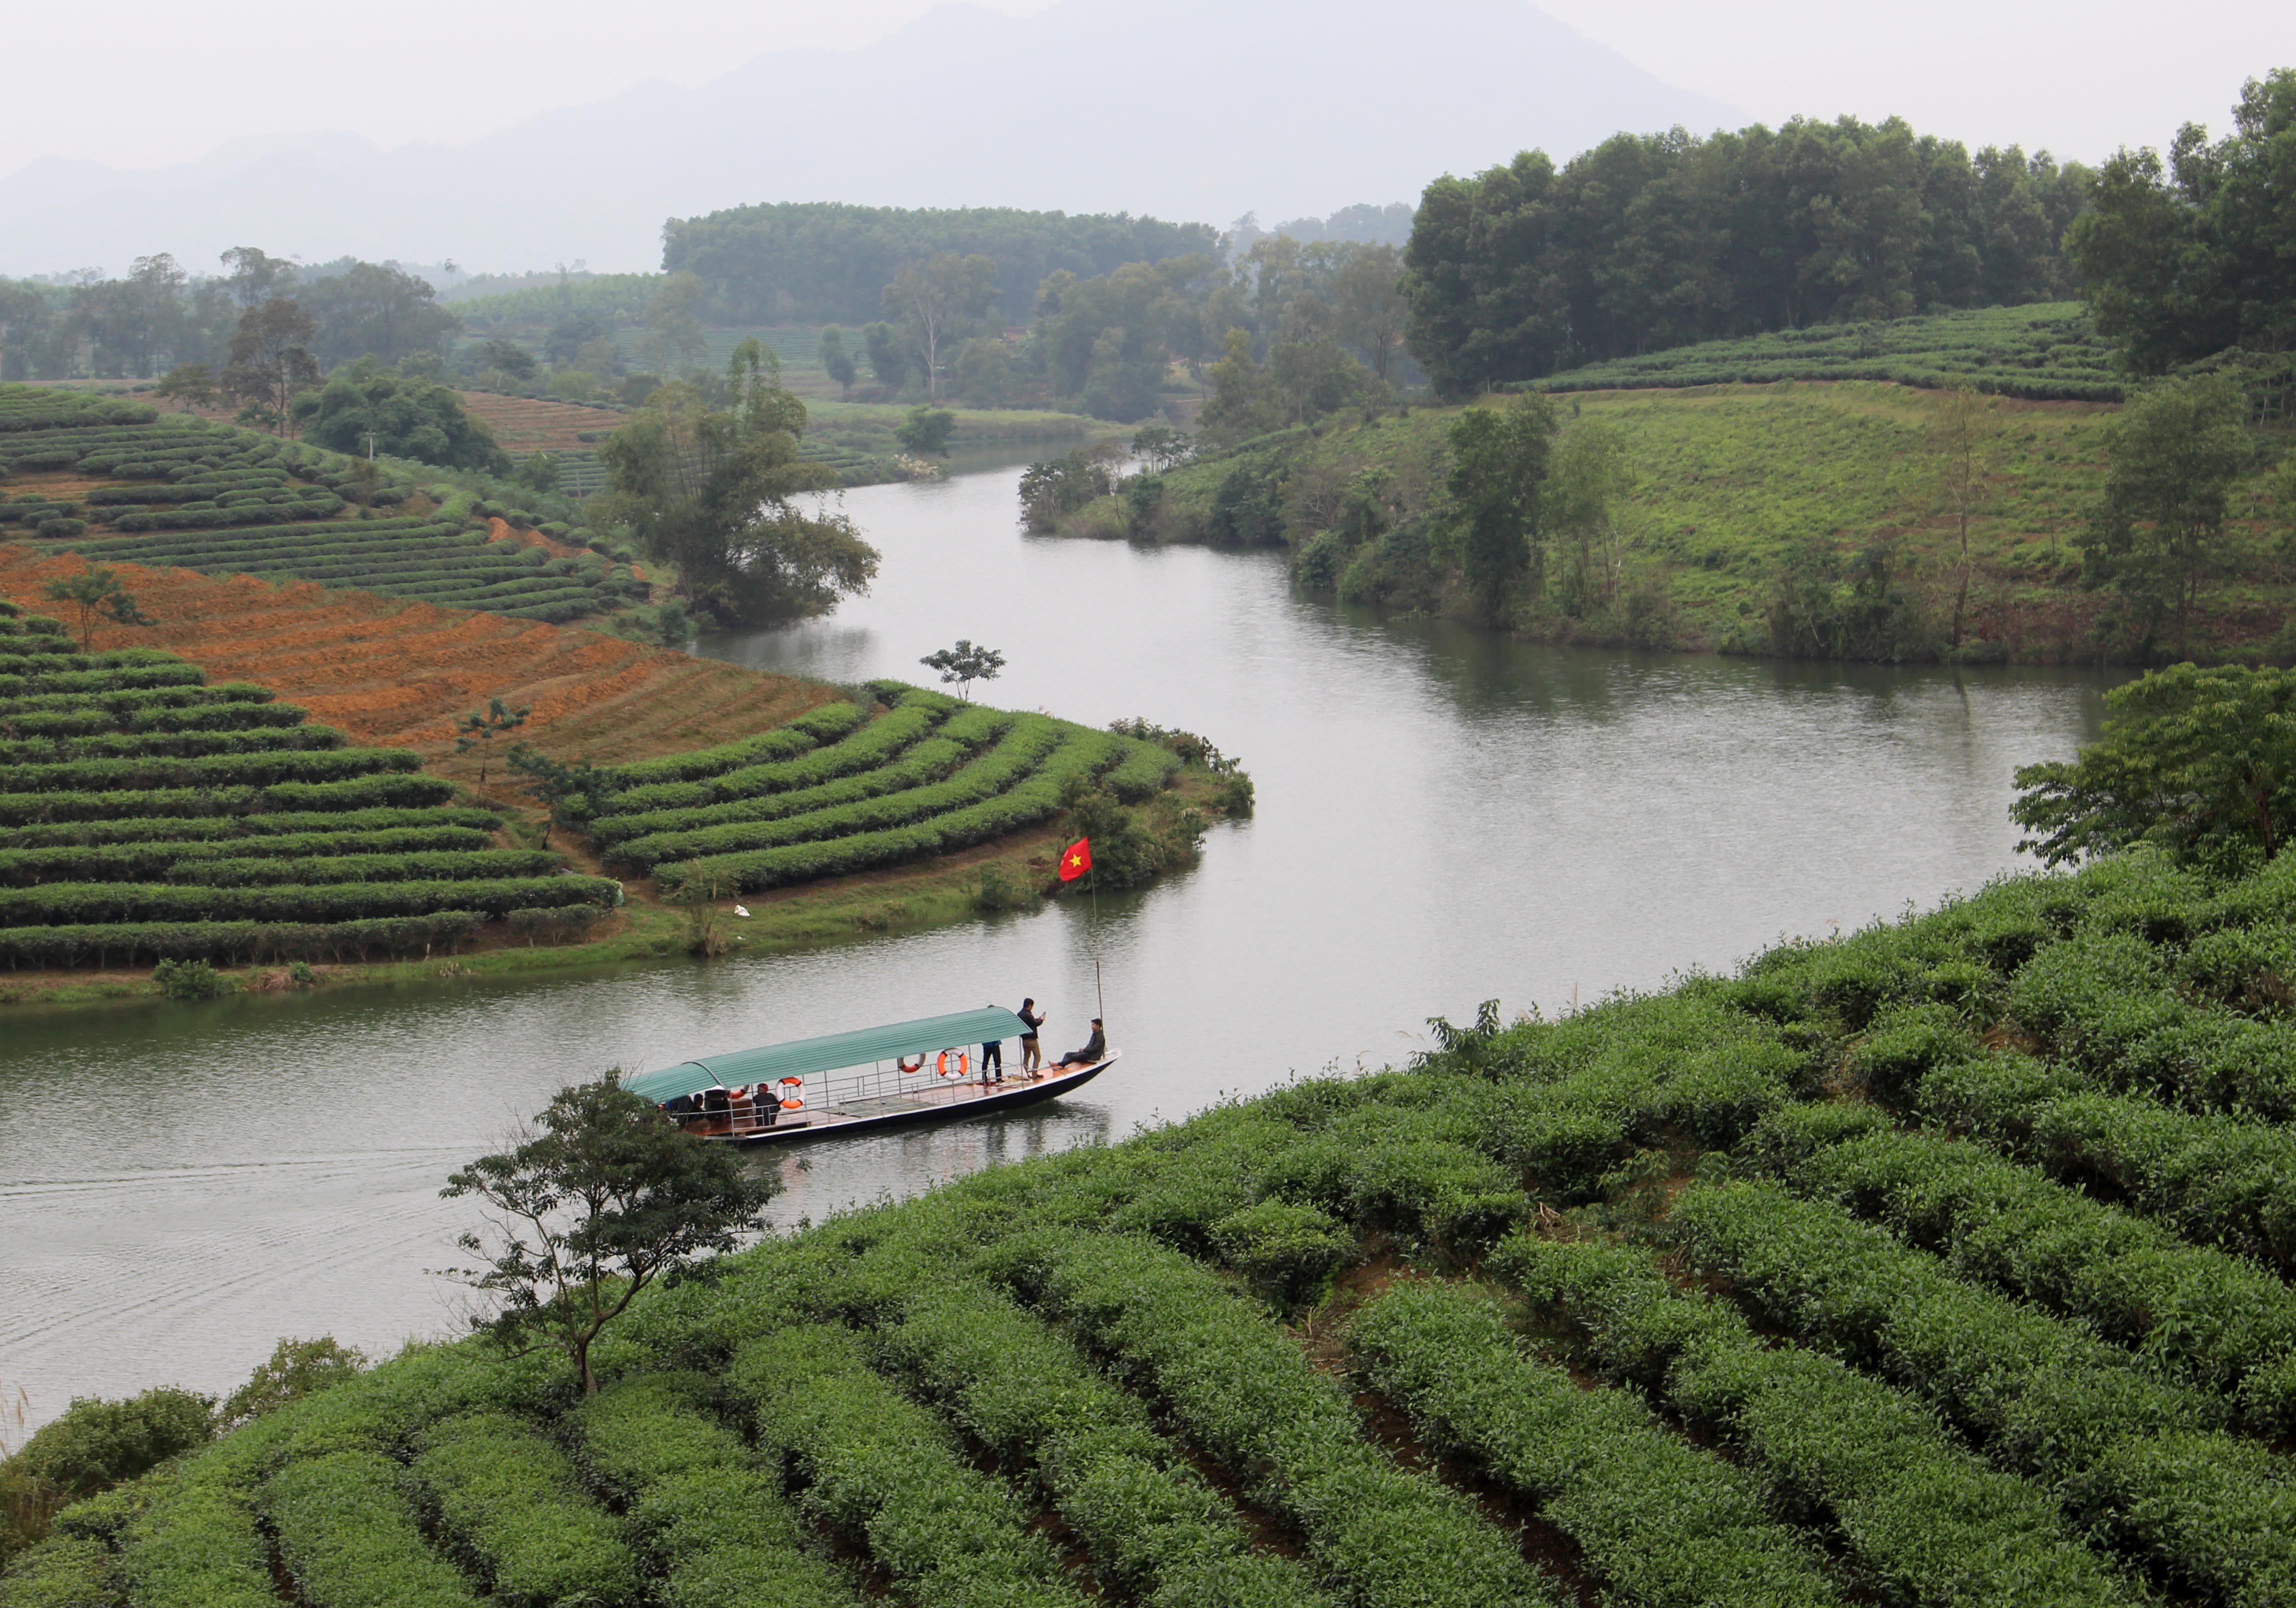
[1331,243,1409,386]
[642,270,708,374]
[300,262,458,366]
[442,1077,773,1394]
[220,298,320,435]
[2076,373,2254,658]
[218,246,296,310]
[1930,380,1999,648]
[1446,394,1558,614]
[884,253,998,398]
[594,340,880,626]
[818,326,858,396]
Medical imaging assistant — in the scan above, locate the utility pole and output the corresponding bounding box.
[364,430,378,461]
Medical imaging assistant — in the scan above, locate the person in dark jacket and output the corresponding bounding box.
[1054,1018,1106,1068]
[1017,998,1045,1073]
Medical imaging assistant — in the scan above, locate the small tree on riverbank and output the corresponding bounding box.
[442,1077,773,1394]
[920,639,1005,700]
[42,565,156,651]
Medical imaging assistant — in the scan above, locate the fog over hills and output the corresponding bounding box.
[0,0,1732,278]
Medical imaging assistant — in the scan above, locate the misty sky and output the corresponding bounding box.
[6,0,2290,187]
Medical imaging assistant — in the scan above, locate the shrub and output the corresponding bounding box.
[12,1390,214,1504]
[152,958,230,1000]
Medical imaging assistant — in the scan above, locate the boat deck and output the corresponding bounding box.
[678,1052,1118,1146]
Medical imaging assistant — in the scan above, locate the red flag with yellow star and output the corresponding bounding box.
[1058,836,1092,882]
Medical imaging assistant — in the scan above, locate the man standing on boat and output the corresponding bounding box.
[1017,998,1045,1074]
[980,1008,1004,1085]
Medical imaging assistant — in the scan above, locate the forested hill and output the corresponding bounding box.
[1406,116,2092,396]
[664,204,1218,326]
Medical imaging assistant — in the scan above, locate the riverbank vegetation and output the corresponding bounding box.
[16,662,2296,1602]
[1050,376,2290,662]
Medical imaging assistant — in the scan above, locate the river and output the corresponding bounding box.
[0,465,2112,1427]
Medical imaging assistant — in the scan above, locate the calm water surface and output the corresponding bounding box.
[0,466,2112,1424]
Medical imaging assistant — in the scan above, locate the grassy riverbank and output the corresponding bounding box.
[12,843,2296,1604]
[1073,378,2288,664]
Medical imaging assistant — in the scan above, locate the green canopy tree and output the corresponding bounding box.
[595,339,880,627]
[2076,373,2254,658]
[1446,394,1559,614]
[442,1077,774,1394]
[294,358,512,471]
[2014,664,2296,870]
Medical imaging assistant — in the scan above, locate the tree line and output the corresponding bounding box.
[662,201,1216,326]
[0,248,458,383]
[1404,116,2093,394]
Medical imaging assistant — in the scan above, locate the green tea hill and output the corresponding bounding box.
[10,844,2296,1606]
[0,386,642,622]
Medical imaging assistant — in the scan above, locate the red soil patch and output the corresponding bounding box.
[0,548,838,784]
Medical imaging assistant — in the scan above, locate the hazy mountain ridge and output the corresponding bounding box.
[0,0,1732,278]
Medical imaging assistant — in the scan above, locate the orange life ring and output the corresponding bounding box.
[898,1054,925,1074]
[936,1048,969,1078]
[778,1076,804,1110]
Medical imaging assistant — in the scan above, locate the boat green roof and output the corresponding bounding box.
[624,1007,1030,1103]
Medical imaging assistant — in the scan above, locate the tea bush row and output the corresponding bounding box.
[728,1322,1088,1608]
[1348,1277,1848,1608]
[261,1452,480,1608]
[1672,1178,2296,1606]
[822,1220,1335,1608]
[410,1412,640,1608]
[570,1376,859,1608]
[0,826,499,886]
[652,728,1123,896]
[1498,1235,2135,1607]
[1916,1050,2296,1274]
[1763,1116,2296,1430]
[170,849,562,888]
[0,723,345,766]
[0,691,302,738]
[613,716,1064,874]
[604,698,868,787]
[0,874,616,928]
[606,718,1013,870]
[1002,1230,1562,1608]
[598,698,954,816]
[0,744,415,796]
[0,772,456,826]
[6,804,498,848]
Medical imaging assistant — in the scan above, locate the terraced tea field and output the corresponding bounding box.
[0,551,834,772]
[0,386,634,620]
[583,682,1180,894]
[12,843,2296,1608]
[0,599,619,968]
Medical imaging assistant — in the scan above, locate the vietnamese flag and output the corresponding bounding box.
[1058,836,1092,881]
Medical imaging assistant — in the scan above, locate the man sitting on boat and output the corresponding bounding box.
[1053,1018,1106,1069]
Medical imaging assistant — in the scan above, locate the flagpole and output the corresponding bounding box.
[1090,868,1105,1030]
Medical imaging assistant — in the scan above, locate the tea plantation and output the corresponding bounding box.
[0,600,619,968]
[1534,302,2124,400]
[0,387,638,622]
[582,681,1180,894]
[11,840,2296,1606]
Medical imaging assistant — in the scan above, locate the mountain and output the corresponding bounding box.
[0,0,1734,278]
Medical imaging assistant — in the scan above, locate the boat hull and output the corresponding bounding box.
[725,1050,1118,1146]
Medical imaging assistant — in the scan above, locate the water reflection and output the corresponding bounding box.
[0,465,2111,1424]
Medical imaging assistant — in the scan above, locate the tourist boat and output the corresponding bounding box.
[624,1006,1117,1146]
